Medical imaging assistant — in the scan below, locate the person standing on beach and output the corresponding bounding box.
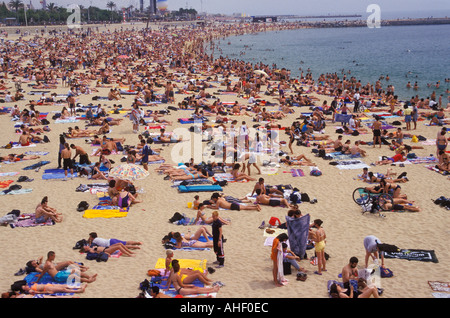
[411,102,418,130]
[353,88,360,113]
[61,143,74,180]
[309,219,326,275]
[271,233,289,287]
[212,211,225,268]
[372,116,382,148]
[130,103,141,134]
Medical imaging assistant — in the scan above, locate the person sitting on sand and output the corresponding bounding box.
[35,196,63,223]
[194,204,230,225]
[230,163,256,182]
[117,186,142,208]
[26,256,89,274]
[251,178,284,197]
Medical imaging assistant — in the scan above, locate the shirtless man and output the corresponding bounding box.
[371,116,382,148]
[70,144,90,165]
[350,140,366,157]
[18,131,31,146]
[207,192,261,211]
[36,251,97,284]
[61,143,74,180]
[251,178,283,197]
[94,136,117,156]
[254,189,292,208]
[341,256,360,297]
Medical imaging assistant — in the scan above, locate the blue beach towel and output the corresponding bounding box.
[286,213,310,259]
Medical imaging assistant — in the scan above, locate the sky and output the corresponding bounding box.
[27,0,450,18]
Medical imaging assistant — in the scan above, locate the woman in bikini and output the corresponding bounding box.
[380,178,404,199]
[22,283,87,294]
[172,231,213,249]
[309,219,326,275]
[164,262,219,297]
[80,243,136,257]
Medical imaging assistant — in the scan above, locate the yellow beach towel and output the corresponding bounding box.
[82,209,128,218]
[154,258,207,271]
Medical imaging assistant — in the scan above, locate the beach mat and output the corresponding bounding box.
[384,249,439,263]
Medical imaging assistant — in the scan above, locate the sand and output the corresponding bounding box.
[0,22,449,300]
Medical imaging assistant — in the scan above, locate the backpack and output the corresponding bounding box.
[96,252,109,262]
[169,212,184,223]
[11,280,27,292]
[77,201,89,212]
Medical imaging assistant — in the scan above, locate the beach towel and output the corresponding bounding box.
[24,151,50,156]
[23,161,50,170]
[1,188,33,195]
[10,213,54,228]
[383,249,439,263]
[0,180,14,188]
[82,205,129,219]
[335,159,369,170]
[178,184,223,193]
[11,143,37,149]
[428,281,450,292]
[289,168,305,177]
[154,258,207,271]
[42,172,78,179]
[425,165,449,176]
[23,272,78,296]
[286,213,310,259]
[0,172,19,177]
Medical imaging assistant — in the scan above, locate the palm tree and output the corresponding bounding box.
[8,0,23,13]
[46,2,58,12]
[106,1,116,22]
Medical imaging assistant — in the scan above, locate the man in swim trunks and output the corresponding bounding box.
[371,116,382,148]
[254,189,292,208]
[36,251,97,284]
[207,193,261,211]
[61,143,74,180]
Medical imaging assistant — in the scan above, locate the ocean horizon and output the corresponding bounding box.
[211,23,450,102]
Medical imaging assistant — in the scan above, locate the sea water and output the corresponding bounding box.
[212,24,450,101]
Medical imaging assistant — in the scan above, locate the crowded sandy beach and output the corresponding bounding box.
[0,20,449,301]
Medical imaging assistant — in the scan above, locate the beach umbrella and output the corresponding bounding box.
[254,70,269,77]
[109,163,149,182]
